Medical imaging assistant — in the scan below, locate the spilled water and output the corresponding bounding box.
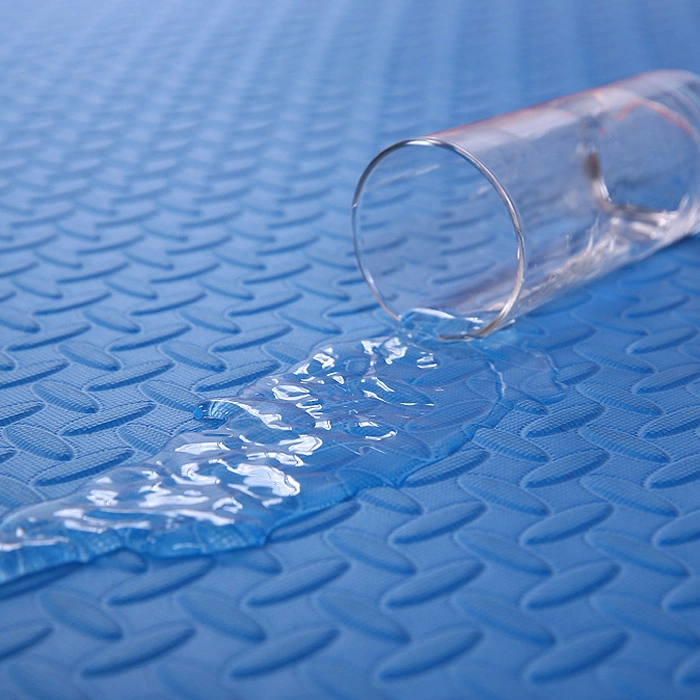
[0,318,556,581]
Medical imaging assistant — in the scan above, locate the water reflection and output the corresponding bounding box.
[0,326,554,580]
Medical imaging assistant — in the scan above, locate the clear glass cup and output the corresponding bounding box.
[352,70,700,339]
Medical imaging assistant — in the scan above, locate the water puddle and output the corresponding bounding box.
[0,321,556,581]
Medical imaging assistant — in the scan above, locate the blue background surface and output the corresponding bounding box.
[1,0,700,697]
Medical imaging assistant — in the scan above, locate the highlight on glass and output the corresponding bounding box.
[352,70,700,339]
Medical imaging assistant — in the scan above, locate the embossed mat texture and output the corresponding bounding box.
[2,0,700,698]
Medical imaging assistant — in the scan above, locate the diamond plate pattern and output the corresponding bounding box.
[1,0,700,698]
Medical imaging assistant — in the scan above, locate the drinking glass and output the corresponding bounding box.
[352,70,700,339]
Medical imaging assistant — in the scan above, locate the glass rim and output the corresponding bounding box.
[351,136,527,338]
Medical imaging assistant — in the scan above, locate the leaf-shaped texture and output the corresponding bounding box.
[227,290,301,316]
[196,359,280,391]
[358,487,422,515]
[641,406,700,438]
[524,404,604,437]
[634,364,700,394]
[360,377,432,407]
[41,590,121,640]
[305,660,388,700]
[158,659,235,700]
[521,503,613,545]
[412,359,484,386]
[587,531,687,577]
[594,594,698,647]
[406,401,488,432]
[118,423,171,454]
[34,447,134,486]
[10,660,88,700]
[0,360,67,389]
[0,306,40,332]
[522,449,609,488]
[457,530,550,575]
[520,370,567,404]
[130,290,205,315]
[527,629,627,683]
[391,502,485,544]
[385,560,483,608]
[576,346,653,374]
[628,326,696,354]
[110,323,189,351]
[0,259,36,279]
[576,382,661,415]
[280,308,341,335]
[529,290,591,316]
[621,257,679,284]
[317,592,408,641]
[140,380,201,412]
[151,260,220,284]
[179,589,265,641]
[7,322,90,351]
[180,306,241,333]
[198,275,251,299]
[580,426,669,463]
[677,652,700,688]
[328,529,414,574]
[86,360,173,391]
[459,475,548,515]
[624,292,687,318]
[34,289,110,315]
[473,428,549,462]
[59,259,128,284]
[581,476,677,516]
[168,229,232,254]
[402,448,488,487]
[0,475,42,509]
[109,558,214,604]
[270,501,359,542]
[524,561,620,609]
[0,445,15,466]
[58,341,120,370]
[0,620,52,660]
[555,361,599,387]
[84,306,140,333]
[0,564,78,600]
[34,381,98,413]
[646,455,700,489]
[81,621,194,676]
[161,341,225,372]
[0,401,44,426]
[213,323,291,351]
[530,325,595,351]
[230,625,337,678]
[378,627,481,680]
[244,259,310,284]
[247,558,349,606]
[514,397,549,415]
[655,510,700,546]
[62,402,156,435]
[456,592,554,646]
[215,548,281,573]
[96,550,147,574]
[0,351,14,371]
[5,424,73,461]
[664,578,700,612]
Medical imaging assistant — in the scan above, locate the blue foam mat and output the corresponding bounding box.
[2,0,700,697]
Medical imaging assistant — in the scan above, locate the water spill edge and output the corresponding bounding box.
[0,324,557,583]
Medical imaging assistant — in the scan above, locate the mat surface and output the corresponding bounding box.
[1,0,700,697]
